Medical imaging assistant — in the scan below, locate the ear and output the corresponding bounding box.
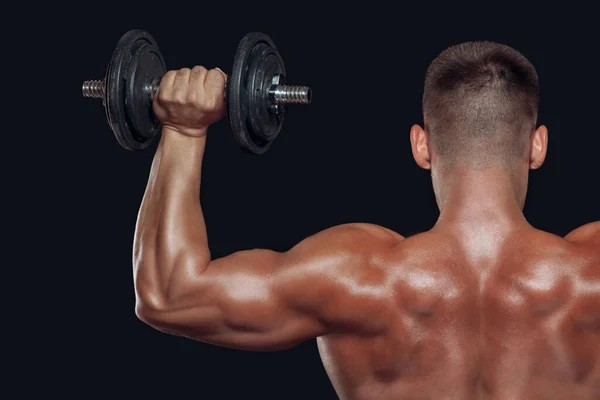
[410,124,432,170]
[529,125,548,170]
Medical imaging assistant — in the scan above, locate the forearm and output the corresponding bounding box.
[133,128,211,310]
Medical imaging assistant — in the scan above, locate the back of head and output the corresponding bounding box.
[423,41,539,169]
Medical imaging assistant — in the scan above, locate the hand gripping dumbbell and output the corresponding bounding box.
[82,29,311,154]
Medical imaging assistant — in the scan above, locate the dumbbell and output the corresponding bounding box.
[82,29,311,154]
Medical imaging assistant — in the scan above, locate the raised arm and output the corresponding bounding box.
[132,66,403,351]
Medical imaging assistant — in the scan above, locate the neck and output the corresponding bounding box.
[432,165,530,232]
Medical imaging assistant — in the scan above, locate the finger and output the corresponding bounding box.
[214,67,228,80]
[205,68,227,99]
[173,68,191,102]
[189,66,208,101]
[156,70,177,102]
[203,69,227,116]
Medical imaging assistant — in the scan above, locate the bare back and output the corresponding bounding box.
[317,226,600,399]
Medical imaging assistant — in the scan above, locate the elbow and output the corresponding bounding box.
[135,293,185,336]
[135,302,155,327]
[134,287,171,329]
[133,263,172,328]
[133,250,210,329]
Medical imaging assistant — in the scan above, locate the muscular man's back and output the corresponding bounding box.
[130,39,600,400]
[318,225,600,399]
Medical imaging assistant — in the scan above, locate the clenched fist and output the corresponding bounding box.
[153,66,227,137]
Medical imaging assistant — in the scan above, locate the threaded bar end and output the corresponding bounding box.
[82,80,105,98]
[272,85,311,104]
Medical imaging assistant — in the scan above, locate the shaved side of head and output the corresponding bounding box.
[423,41,539,169]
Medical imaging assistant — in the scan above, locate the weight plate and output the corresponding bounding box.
[228,33,286,154]
[247,42,285,142]
[105,30,166,151]
[126,43,166,143]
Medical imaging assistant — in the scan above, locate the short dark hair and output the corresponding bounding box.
[422,41,539,168]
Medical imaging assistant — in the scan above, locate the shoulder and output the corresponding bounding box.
[301,222,405,249]
[501,227,595,270]
[339,222,405,242]
[565,222,600,277]
[565,221,600,248]
[505,226,600,286]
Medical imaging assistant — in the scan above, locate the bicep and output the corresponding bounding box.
[141,224,400,351]
[139,249,318,350]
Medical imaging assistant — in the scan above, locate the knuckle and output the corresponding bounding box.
[164,70,177,79]
[186,91,198,102]
[207,98,219,111]
[191,98,203,109]
[177,68,191,77]
[174,93,187,105]
[194,100,207,111]
[171,90,184,99]
[157,89,170,103]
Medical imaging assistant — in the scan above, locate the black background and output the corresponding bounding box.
[28,3,600,399]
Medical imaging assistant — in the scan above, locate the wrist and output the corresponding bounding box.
[162,126,208,142]
[160,128,207,155]
[156,128,206,188]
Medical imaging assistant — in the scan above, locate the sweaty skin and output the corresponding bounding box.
[133,66,600,399]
